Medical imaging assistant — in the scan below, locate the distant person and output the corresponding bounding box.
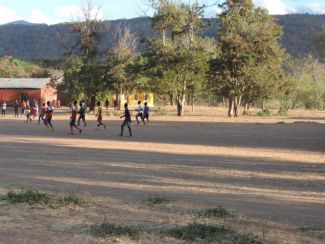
[44,101,54,132]
[77,101,87,127]
[95,101,106,129]
[143,102,150,125]
[70,101,82,135]
[119,103,132,137]
[14,100,19,118]
[21,100,27,116]
[25,105,33,123]
[1,101,6,117]
[105,99,109,110]
[135,100,144,125]
[38,103,46,125]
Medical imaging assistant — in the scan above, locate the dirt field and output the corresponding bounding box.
[0,108,324,243]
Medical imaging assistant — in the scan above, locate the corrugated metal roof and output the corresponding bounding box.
[0,78,51,89]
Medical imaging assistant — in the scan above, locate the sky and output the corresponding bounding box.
[0,0,324,25]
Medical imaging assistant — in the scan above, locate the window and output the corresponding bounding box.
[144,93,148,100]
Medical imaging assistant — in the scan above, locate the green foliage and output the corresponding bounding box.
[197,206,235,219]
[2,190,89,208]
[210,0,288,116]
[156,107,167,116]
[0,56,49,78]
[164,223,261,243]
[90,221,140,239]
[257,109,271,117]
[140,196,171,206]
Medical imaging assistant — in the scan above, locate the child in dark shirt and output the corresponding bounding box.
[119,103,132,137]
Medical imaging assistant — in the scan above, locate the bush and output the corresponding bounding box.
[90,221,140,239]
[156,107,167,116]
[2,190,89,208]
[197,206,235,219]
[257,109,271,117]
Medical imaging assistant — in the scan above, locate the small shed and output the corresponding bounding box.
[0,78,57,105]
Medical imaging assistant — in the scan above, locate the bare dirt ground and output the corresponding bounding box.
[0,107,324,243]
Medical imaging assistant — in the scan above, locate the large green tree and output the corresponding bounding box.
[145,1,210,116]
[210,0,288,117]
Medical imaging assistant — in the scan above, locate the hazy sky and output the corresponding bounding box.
[0,0,324,25]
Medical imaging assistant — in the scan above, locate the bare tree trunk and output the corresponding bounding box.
[169,93,174,106]
[234,95,242,117]
[119,85,123,110]
[262,100,266,110]
[90,95,96,112]
[192,94,195,113]
[228,96,235,117]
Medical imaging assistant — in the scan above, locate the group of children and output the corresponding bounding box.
[70,100,150,137]
[10,98,151,137]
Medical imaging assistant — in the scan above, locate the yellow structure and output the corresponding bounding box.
[112,88,154,108]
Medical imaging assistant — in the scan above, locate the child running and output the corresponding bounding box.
[95,101,106,129]
[135,100,144,125]
[25,105,33,123]
[38,103,46,125]
[143,102,150,125]
[70,101,82,135]
[119,103,132,137]
[77,101,87,127]
[44,101,54,132]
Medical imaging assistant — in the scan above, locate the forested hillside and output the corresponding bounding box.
[0,14,324,60]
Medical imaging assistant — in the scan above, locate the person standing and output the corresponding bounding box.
[14,100,19,118]
[70,101,82,135]
[119,103,132,137]
[1,101,6,117]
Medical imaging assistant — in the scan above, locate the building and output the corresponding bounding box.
[0,78,57,105]
[111,88,154,108]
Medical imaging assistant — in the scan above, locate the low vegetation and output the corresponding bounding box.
[164,223,261,243]
[89,221,140,239]
[140,196,172,206]
[1,190,89,208]
[197,206,235,219]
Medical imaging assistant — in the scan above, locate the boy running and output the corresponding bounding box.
[78,101,87,127]
[44,101,54,132]
[95,101,106,129]
[135,100,144,125]
[143,102,150,125]
[38,103,46,125]
[25,105,33,123]
[70,101,82,135]
[119,103,132,137]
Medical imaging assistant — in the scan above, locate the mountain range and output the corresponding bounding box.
[0,14,324,60]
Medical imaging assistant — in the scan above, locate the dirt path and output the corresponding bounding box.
[0,113,324,243]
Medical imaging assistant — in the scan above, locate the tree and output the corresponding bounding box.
[145,1,210,116]
[69,0,106,110]
[312,25,325,62]
[210,0,288,117]
[106,25,138,110]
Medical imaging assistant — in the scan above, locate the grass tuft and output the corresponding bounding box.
[140,196,171,206]
[90,221,140,239]
[164,223,261,243]
[2,190,89,208]
[197,206,235,219]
